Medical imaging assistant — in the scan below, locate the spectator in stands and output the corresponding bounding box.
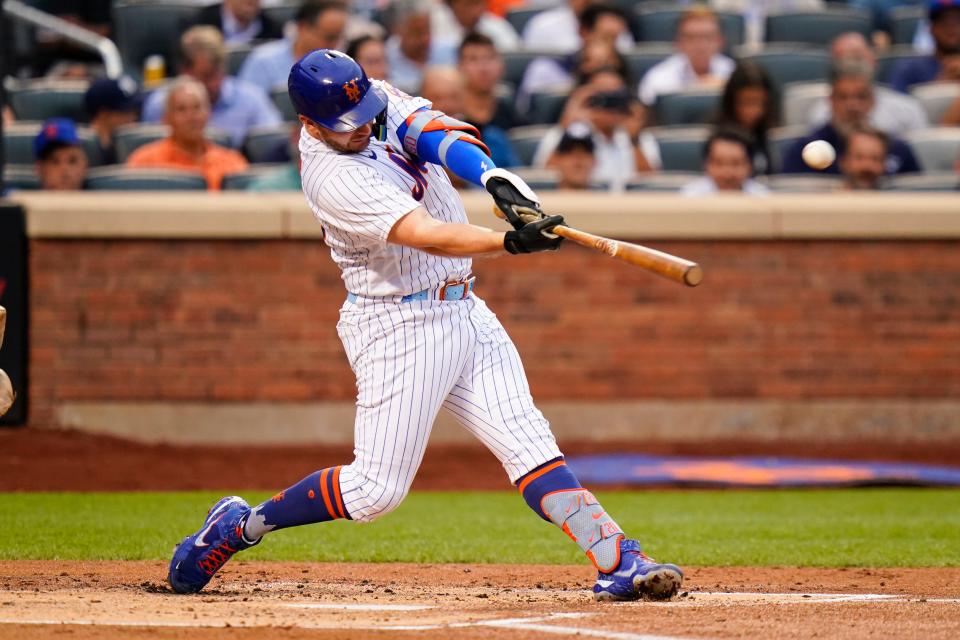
[889,0,960,92]
[519,4,631,102]
[127,78,248,190]
[847,0,922,40]
[639,6,735,108]
[782,59,921,175]
[34,118,88,191]
[346,35,390,80]
[239,1,349,93]
[522,0,634,54]
[84,76,143,166]
[839,126,889,190]
[143,26,282,148]
[420,66,518,168]
[2,106,13,127]
[808,32,929,135]
[547,123,598,190]
[682,129,768,196]
[459,33,523,131]
[187,0,284,44]
[714,61,777,175]
[385,0,456,94]
[431,0,520,52]
[247,125,302,192]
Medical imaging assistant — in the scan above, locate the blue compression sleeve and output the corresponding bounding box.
[396,116,496,187]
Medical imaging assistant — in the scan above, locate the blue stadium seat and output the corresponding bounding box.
[501,51,562,88]
[876,46,928,85]
[505,8,543,35]
[886,173,959,191]
[768,125,809,174]
[904,127,960,172]
[654,88,721,126]
[889,5,926,46]
[8,80,91,123]
[85,166,208,190]
[243,124,294,163]
[222,164,288,191]
[626,172,701,192]
[112,1,203,74]
[527,91,568,125]
[507,125,554,167]
[647,126,710,172]
[633,4,745,50]
[3,122,103,166]
[226,44,253,76]
[113,124,234,163]
[737,46,832,90]
[764,8,872,45]
[3,166,41,191]
[623,45,673,85]
[270,87,298,122]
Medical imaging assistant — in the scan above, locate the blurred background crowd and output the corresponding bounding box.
[2,0,960,195]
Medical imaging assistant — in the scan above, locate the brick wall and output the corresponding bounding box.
[28,238,960,426]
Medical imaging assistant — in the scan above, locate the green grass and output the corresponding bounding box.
[1,489,957,566]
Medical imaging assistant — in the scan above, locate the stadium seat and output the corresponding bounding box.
[904,128,960,172]
[626,172,701,192]
[3,122,103,166]
[505,8,542,35]
[527,91,568,125]
[507,124,554,167]
[889,5,926,46]
[782,82,830,127]
[114,124,234,163]
[623,45,673,85]
[112,1,203,74]
[506,167,559,191]
[737,46,831,90]
[3,165,40,191]
[768,125,809,174]
[243,124,294,163]
[653,88,721,126]
[226,44,253,76]
[764,8,872,45]
[632,4,745,50]
[501,51,561,89]
[222,164,289,190]
[262,1,298,29]
[886,172,959,191]
[85,166,208,191]
[910,82,960,124]
[876,46,928,85]
[7,80,91,123]
[758,175,843,192]
[270,87,298,122]
[647,126,710,172]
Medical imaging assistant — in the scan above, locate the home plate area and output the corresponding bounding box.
[0,562,957,639]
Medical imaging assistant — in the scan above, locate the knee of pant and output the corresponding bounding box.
[345,466,413,523]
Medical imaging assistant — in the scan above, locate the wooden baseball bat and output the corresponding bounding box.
[551,225,703,287]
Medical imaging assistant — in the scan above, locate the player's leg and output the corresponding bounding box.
[442,297,682,601]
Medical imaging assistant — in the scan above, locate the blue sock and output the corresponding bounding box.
[244,466,350,539]
[516,457,582,521]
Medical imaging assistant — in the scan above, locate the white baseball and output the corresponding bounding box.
[801,140,836,170]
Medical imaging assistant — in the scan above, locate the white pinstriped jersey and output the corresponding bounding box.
[299,80,474,297]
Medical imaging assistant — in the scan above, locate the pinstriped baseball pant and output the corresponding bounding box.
[335,294,563,522]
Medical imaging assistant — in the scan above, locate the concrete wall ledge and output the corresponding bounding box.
[7,192,960,240]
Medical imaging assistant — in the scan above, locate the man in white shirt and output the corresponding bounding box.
[522,0,634,54]
[808,32,930,135]
[431,0,520,52]
[683,129,769,195]
[638,6,735,108]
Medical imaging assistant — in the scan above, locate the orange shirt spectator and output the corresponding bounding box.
[126,77,247,190]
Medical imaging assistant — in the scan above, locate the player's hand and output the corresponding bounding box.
[481,168,544,231]
[504,215,565,254]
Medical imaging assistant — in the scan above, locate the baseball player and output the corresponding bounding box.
[168,49,683,602]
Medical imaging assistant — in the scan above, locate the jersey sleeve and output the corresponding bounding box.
[373,80,432,133]
[310,162,420,245]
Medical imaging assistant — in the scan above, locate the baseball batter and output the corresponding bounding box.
[169,49,683,602]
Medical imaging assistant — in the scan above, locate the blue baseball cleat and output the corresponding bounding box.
[168,496,259,594]
[592,538,683,601]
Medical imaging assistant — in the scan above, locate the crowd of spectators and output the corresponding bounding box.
[3,0,960,194]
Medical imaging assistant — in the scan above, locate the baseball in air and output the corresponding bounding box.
[801,140,836,170]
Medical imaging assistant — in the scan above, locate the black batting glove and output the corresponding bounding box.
[504,215,565,254]
[481,168,544,231]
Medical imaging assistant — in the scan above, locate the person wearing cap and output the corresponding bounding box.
[682,128,768,196]
[547,123,598,190]
[127,78,248,190]
[889,0,960,92]
[34,118,88,191]
[85,76,143,165]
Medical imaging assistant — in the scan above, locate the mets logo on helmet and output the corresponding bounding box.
[343,79,362,103]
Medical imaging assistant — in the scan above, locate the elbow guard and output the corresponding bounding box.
[402,109,491,165]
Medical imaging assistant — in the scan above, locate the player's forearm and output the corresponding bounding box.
[416,223,507,257]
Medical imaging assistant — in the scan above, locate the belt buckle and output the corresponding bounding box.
[438,276,475,301]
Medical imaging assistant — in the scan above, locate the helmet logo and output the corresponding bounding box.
[343,79,362,103]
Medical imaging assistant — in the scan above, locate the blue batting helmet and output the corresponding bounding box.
[288,49,387,132]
